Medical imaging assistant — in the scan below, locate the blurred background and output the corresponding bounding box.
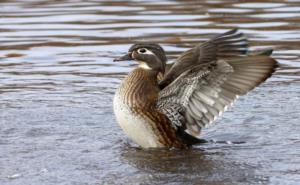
[0,0,300,185]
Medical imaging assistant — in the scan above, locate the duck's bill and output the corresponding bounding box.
[113,53,132,62]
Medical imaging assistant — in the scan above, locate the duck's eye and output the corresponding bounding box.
[138,48,147,54]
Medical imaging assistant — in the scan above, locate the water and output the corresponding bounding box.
[1,0,300,184]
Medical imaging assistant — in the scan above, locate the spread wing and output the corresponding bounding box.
[156,56,277,137]
[159,28,248,88]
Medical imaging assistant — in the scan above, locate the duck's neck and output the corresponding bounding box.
[118,67,159,109]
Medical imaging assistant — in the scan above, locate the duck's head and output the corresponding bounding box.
[114,43,167,73]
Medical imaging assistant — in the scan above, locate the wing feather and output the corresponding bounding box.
[157,56,277,137]
[159,29,248,88]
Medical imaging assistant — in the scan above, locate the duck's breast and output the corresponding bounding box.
[113,91,164,148]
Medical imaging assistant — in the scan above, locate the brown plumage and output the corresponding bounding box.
[113,29,277,149]
[115,67,186,148]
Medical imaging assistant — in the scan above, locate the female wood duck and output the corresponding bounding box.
[113,29,277,149]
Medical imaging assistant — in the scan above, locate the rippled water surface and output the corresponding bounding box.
[1,0,300,185]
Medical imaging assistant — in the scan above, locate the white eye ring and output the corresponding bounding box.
[138,48,147,54]
[137,48,155,55]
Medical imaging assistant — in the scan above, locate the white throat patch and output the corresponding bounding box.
[138,61,152,70]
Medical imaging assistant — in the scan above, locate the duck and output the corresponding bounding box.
[113,29,277,149]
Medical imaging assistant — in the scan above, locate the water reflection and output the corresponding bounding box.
[120,147,266,184]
